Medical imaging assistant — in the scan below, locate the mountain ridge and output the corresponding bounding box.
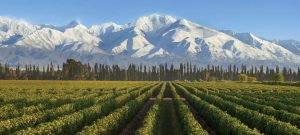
[0,14,299,68]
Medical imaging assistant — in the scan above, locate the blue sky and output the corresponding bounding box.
[1,0,299,40]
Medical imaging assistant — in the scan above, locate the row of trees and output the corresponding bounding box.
[0,59,298,81]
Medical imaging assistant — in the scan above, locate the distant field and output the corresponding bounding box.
[0,81,299,135]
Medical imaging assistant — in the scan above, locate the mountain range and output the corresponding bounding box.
[0,14,299,68]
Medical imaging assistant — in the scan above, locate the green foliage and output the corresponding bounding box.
[170,83,208,135]
[77,84,160,135]
[274,73,284,83]
[10,82,157,135]
[212,92,300,128]
[136,83,166,135]
[2,59,300,81]
[209,76,217,82]
[173,83,261,135]
[238,74,248,82]
[180,83,300,135]
[247,77,257,82]
[0,81,299,135]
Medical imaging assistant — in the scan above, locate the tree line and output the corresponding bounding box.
[0,59,299,81]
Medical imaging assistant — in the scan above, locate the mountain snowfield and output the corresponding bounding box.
[0,14,300,68]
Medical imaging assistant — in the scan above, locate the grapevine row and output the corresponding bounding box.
[136,82,166,135]
[179,83,300,135]
[15,83,159,135]
[170,83,208,135]
[78,83,162,134]
[173,83,261,135]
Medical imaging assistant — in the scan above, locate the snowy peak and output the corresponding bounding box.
[133,14,177,32]
[176,19,194,28]
[0,14,300,68]
[0,16,37,37]
[89,22,125,37]
[273,40,300,55]
[0,17,38,46]
[221,30,267,49]
[39,24,59,30]
[220,30,299,61]
[60,20,87,31]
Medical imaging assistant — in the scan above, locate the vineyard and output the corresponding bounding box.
[0,81,299,135]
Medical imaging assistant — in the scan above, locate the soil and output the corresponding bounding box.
[118,99,154,135]
[184,100,217,135]
[174,84,216,135]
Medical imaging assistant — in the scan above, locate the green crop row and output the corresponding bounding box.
[136,82,166,135]
[180,83,300,135]
[173,83,262,135]
[170,83,208,135]
[77,83,162,135]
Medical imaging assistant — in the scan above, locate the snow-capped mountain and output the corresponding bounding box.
[0,14,299,68]
[272,40,300,55]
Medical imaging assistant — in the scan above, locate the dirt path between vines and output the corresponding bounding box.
[174,86,216,135]
[184,100,217,135]
[118,99,154,135]
[119,85,161,135]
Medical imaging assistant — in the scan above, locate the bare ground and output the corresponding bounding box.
[175,86,216,135]
[118,99,154,135]
[184,100,217,135]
